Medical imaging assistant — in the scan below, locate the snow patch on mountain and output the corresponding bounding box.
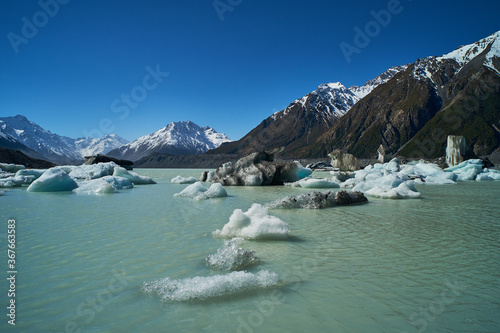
[75,134,130,157]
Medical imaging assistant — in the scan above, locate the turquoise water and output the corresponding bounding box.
[1,169,499,332]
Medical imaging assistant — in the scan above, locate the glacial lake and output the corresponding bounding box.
[1,168,499,332]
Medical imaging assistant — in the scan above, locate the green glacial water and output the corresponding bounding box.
[1,168,499,332]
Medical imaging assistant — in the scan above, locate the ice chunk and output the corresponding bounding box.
[113,166,156,185]
[100,176,134,189]
[213,204,289,240]
[74,178,116,194]
[142,270,279,302]
[174,182,227,200]
[365,181,421,199]
[205,238,260,271]
[0,175,34,187]
[476,169,500,180]
[15,169,46,180]
[27,168,78,192]
[171,175,197,184]
[69,162,118,179]
[294,178,340,188]
[0,163,25,173]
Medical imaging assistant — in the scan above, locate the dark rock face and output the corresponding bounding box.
[84,154,134,170]
[335,190,368,205]
[0,147,55,169]
[267,190,368,209]
[211,152,310,186]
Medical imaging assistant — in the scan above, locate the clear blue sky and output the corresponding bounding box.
[1,0,499,142]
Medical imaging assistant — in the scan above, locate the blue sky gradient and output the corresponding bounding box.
[1,0,499,141]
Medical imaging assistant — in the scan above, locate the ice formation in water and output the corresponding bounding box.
[213,204,289,239]
[287,177,340,188]
[113,166,156,184]
[73,178,117,194]
[268,190,367,209]
[0,163,25,173]
[174,182,227,200]
[142,270,279,302]
[27,168,79,192]
[69,162,117,179]
[171,175,198,184]
[205,238,260,271]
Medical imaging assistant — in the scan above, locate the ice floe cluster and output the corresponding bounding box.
[0,162,156,194]
[205,238,260,271]
[331,158,500,199]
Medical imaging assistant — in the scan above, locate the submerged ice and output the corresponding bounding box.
[142,270,279,302]
[205,238,260,271]
[213,204,289,240]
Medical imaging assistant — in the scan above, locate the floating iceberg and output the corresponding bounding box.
[69,162,117,179]
[213,204,289,240]
[205,238,260,271]
[268,190,367,209]
[73,178,116,194]
[288,178,340,189]
[15,169,46,180]
[0,163,25,173]
[171,175,198,184]
[365,182,421,199]
[174,182,227,200]
[27,168,78,192]
[113,166,156,185]
[0,175,35,188]
[211,152,312,186]
[142,270,279,302]
[475,169,500,181]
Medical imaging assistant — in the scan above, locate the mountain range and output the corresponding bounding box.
[2,31,499,167]
[210,30,500,160]
[0,115,231,165]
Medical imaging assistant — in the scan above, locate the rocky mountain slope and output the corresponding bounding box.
[309,30,500,159]
[207,65,407,157]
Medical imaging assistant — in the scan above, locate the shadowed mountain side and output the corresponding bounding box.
[134,152,241,169]
[0,147,56,169]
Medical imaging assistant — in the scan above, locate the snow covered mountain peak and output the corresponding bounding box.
[272,64,408,123]
[438,30,500,70]
[410,30,500,82]
[106,121,232,161]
